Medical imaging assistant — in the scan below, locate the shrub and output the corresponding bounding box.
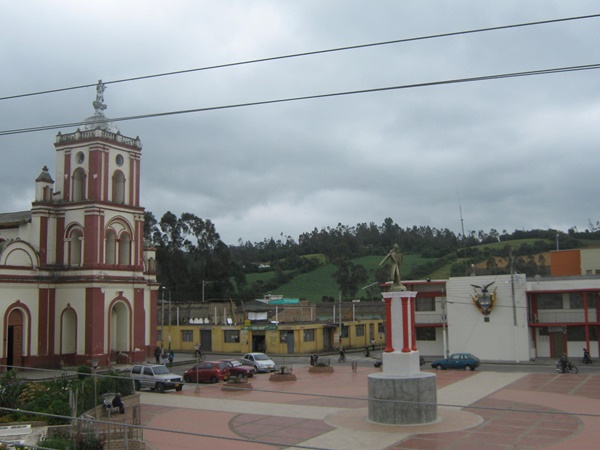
[77,365,93,380]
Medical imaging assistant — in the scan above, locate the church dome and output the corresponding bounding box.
[82,112,120,134]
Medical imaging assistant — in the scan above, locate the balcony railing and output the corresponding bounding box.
[534,309,597,323]
[415,313,444,324]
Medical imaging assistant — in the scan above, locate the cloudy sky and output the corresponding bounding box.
[2,1,600,246]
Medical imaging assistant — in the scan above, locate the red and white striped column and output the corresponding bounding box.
[382,290,421,376]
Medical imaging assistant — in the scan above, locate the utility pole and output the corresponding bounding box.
[168,289,172,351]
[510,248,520,363]
[161,287,165,350]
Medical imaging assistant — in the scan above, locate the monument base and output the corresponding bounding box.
[368,371,437,425]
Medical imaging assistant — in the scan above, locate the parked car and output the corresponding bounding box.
[240,352,277,372]
[183,361,230,383]
[431,353,480,371]
[221,359,256,378]
[130,364,184,393]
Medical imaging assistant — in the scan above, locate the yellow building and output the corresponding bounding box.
[157,319,385,355]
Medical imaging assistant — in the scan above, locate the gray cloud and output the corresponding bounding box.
[2,1,600,245]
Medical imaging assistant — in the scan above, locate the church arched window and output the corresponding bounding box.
[118,233,131,266]
[72,168,86,202]
[112,170,126,204]
[105,230,117,265]
[69,228,83,266]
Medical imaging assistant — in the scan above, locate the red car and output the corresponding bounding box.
[221,359,256,378]
[183,361,230,383]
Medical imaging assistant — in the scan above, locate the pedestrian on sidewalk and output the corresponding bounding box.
[371,338,376,351]
[162,351,168,366]
[168,350,174,368]
[154,346,161,364]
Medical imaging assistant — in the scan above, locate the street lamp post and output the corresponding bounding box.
[168,289,172,351]
[160,288,165,350]
[91,359,99,419]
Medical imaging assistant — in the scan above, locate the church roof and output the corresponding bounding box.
[35,166,54,183]
[0,211,32,226]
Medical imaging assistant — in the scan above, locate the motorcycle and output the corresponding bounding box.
[556,360,578,374]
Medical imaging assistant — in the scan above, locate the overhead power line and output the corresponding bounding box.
[1,62,600,137]
[0,13,599,102]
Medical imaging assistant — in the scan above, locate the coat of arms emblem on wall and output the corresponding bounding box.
[470,282,496,316]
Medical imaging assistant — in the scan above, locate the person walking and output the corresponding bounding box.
[339,346,346,363]
[154,346,161,364]
[371,338,376,351]
[168,350,174,368]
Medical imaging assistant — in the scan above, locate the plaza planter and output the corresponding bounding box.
[269,372,297,382]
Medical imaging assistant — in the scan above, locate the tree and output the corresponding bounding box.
[332,259,368,300]
[147,211,242,302]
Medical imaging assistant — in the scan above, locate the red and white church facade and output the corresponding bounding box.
[0,82,158,369]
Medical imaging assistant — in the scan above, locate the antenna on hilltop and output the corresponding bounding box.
[457,190,466,258]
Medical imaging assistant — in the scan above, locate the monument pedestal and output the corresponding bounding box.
[368,290,437,425]
[368,370,437,424]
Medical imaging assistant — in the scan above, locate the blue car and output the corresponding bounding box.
[431,353,480,371]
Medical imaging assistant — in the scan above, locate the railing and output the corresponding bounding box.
[56,129,141,148]
[415,313,444,324]
[535,309,597,323]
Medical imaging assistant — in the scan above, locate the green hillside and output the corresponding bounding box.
[276,254,434,302]
[239,237,583,303]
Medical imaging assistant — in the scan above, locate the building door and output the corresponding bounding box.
[200,329,212,352]
[323,328,333,351]
[7,309,24,369]
[550,327,566,357]
[252,332,266,352]
[286,331,294,354]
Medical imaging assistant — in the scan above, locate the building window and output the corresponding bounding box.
[567,326,598,341]
[537,293,563,309]
[105,230,116,264]
[181,330,193,342]
[112,170,126,204]
[355,324,365,337]
[118,233,131,266]
[224,330,239,343]
[72,168,86,202]
[341,325,349,338]
[303,329,315,342]
[280,331,288,343]
[568,292,599,309]
[416,327,436,341]
[70,229,83,266]
[416,297,435,311]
